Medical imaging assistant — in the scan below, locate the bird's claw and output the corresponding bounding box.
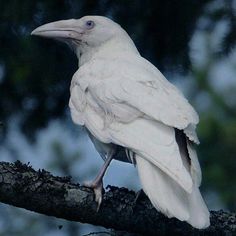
[83,180,103,211]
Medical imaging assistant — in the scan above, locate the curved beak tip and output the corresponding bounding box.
[30,20,81,39]
[31,26,44,36]
[31,29,36,36]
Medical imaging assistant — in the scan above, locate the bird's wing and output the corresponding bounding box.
[108,118,193,193]
[77,56,201,192]
[88,56,199,130]
[186,140,202,186]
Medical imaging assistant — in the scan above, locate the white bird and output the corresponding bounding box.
[31,15,210,229]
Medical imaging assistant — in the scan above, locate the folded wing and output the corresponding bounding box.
[70,56,201,192]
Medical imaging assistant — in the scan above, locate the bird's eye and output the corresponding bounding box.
[85,20,95,29]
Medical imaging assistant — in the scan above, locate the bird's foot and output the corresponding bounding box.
[83,180,103,211]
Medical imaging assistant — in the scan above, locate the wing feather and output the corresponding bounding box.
[108,118,193,192]
[86,56,199,130]
[69,55,200,192]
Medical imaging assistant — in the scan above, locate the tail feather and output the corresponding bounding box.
[135,155,210,229]
[187,183,210,228]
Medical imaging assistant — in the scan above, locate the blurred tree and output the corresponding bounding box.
[0,0,214,138]
[188,0,236,210]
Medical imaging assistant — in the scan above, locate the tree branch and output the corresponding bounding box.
[0,161,235,236]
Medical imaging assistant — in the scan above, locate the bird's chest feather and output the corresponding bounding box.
[70,67,107,121]
[70,63,142,128]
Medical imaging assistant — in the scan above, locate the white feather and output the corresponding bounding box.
[108,118,193,193]
[72,55,199,129]
[184,124,200,144]
[33,15,210,229]
[136,155,210,229]
[187,140,202,187]
[64,16,210,229]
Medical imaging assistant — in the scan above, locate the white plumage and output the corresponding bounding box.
[32,15,210,229]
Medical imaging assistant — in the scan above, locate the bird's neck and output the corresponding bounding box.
[76,36,140,67]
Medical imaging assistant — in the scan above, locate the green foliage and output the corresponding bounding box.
[198,116,236,210]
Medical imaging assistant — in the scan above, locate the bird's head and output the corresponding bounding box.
[31,15,133,58]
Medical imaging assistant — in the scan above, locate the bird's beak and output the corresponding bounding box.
[31,19,83,41]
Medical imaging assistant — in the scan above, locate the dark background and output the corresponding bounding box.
[0,0,235,235]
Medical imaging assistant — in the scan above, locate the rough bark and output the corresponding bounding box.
[0,161,235,236]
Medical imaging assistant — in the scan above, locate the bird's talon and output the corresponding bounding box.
[94,182,103,211]
[82,181,95,189]
[82,180,103,211]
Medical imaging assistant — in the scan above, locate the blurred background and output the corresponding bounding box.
[0,0,235,235]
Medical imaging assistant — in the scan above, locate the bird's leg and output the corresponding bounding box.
[83,150,115,211]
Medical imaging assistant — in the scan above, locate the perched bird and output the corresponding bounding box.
[32,15,210,229]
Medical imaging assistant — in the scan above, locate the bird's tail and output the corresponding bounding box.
[135,155,210,229]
